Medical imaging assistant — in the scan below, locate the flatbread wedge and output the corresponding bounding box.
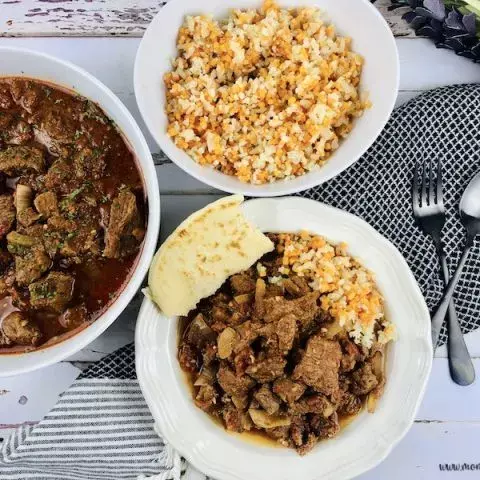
[147,195,274,317]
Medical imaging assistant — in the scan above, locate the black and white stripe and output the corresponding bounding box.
[0,344,206,480]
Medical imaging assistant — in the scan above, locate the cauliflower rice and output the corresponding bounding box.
[271,231,395,348]
[164,0,369,184]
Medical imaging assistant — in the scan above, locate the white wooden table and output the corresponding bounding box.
[1,2,480,478]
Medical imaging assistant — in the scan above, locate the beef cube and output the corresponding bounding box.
[0,195,15,238]
[277,314,297,353]
[36,105,77,154]
[34,191,58,218]
[13,247,51,286]
[292,335,341,396]
[17,208,41,227]
[254,385,281,415]
[178,343,199,373]
[222,405,251,433]
[230,273,256,294]
[266,426,291,446]
[350,363,379,396]
[2,312,42,346]
[29,272,74,313]
[104,190,144,258]
[234,346,254,376]
[0,146,45,175]
[246,352,286,382]
[233,320,260,353]
[340,337,361,373]
[309,412,340,440]
[273,378,306,404]
[289,394,334,416]
[4,120,33,145]
[297,434,318,456]
[73,146,106,180]
[338,391,363,416]
[195,385,218,412]
[44,160,74,194]
[262,292,320,325]
[217,364,255,397]
[8,79,43,113]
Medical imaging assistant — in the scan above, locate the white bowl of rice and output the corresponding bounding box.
[135,0,399,196]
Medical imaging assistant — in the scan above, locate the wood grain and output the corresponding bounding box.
[0,0,414,38]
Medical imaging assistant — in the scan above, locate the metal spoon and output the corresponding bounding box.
[431,171,480,380]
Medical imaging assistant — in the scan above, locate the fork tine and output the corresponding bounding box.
[421,159,428,207]
[436,159,444,206]
[429,158,435,205]
[412,160,420,211]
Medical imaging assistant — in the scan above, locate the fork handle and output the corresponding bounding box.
[437,247,475,385]
[431,244,473,349]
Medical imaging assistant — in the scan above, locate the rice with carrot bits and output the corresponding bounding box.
[272,232,395,348]
[164,0,370,184]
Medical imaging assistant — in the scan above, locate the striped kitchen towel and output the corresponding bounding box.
[0,344,208,480]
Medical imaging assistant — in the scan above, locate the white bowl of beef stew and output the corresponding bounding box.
[0,47,160,376]
[136,197,432,480]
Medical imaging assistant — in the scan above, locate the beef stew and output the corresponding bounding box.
[178,234,389,455]
[0,77,146,353]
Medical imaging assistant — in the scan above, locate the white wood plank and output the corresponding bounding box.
[0,362,80,425]
[358,423,480,479]
[0,0,413,38]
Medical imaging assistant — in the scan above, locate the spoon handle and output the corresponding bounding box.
[438,249,475,385]
[431,244,472,349]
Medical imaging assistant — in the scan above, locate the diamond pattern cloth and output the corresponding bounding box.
[299,84,480,346]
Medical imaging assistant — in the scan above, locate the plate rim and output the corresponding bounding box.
[136,197,433,480]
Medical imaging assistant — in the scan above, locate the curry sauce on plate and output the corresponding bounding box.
[0,77,146,353]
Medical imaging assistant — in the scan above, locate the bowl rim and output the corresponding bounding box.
[135,196,432,480]
[0,46,161,377]
[134,0,400,197]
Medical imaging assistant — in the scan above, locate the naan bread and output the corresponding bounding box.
[147,195,274,317]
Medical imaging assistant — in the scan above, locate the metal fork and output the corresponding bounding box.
[412,159,475,386]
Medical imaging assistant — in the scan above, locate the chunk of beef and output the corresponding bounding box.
[9,238,51,287]
[265,426,291,446]
[4,120,33,145]
[217,363,255,397]
[2,312,42,346]
[233,320,260,353]
[222,405,252,433]
[178,343,199,373]
[340,337,361,373]
[0,195,15,238]
[338,391,363,416]
[289,416,318,455]
[29,272,74,313]
[44,160,74,194]
[292,335,341,396]
[246,352,286,382]
[254,385,281,415]
[8,79,44,113]
[234,346,254,376]
[34,191,58,218]
[277,314,297,353]
[58,305,88,329]
[230,273,256,294]
[104,190,144,259]
[309,412,340,440]
[72,146,106,180]
[17,208,41,227]
[195,385,218,412]
[273,378,306,404]
[262,292,320,327]
[186,313,215,348]
[289,394,334,416]
[350,363,379,396]
[0,146,45,175]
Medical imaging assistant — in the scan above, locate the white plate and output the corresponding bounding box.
[134,0,399,197]
[0,47,160,377]
[136,197,432,480]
